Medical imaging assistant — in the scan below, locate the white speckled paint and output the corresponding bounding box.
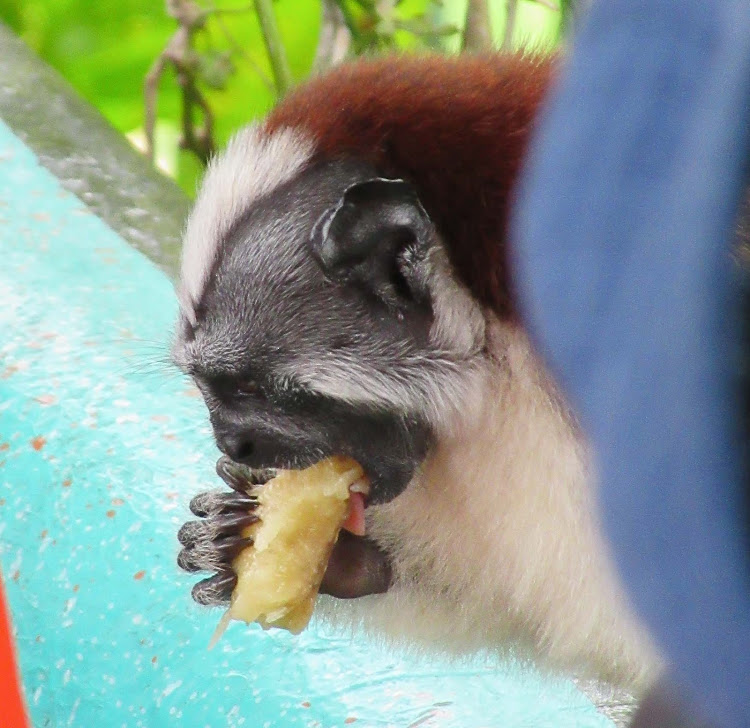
[0,120,615,728]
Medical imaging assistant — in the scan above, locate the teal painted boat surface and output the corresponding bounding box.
[0,120,613,728]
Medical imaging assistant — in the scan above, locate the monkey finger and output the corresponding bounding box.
[189,489,257,518]
[178,530,253,573]
[177,519,207,547]
[178,489,260,576]
[212,510,260,533]
[191,570,237,606]
[213,533,253,560]
[216,455,276,492]
[177,545,204,573]
[178,536,221,572]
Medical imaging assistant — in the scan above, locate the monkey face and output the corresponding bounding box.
[173,158,486,505]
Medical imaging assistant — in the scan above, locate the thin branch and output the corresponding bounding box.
[462,0,493,53]
[179,72,215,165]
[556,0,579,38]
[528,0,559,10]
[314,0,352,70]
[253,0,293,96]
[144,0,214,166]
[501,0,518,51]
[210,5,275,91]
[213,3,255,14]
[331,0,363,44]
[144,53,168,161]
[166,0,205,24]
[376,0,397,36]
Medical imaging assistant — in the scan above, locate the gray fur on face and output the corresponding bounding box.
[177,161,434,383]
[172,158,487,501]
[177,126,314,326]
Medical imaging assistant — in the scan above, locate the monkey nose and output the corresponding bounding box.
[217,434,255,464]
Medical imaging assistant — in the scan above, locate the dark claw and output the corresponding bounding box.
[216,455,276,492]
[192,570,237,606]
[215,456,253,493]
[178,489,259,577]
[179,457,269,602]
[248,468,277,486]
[215,511,261,532]
[214,534,253,559]
[177,531,252,574]
[189,490,257,518]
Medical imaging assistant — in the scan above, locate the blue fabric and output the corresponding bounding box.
[512,2,750,727]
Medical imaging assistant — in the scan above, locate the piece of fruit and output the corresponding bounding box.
[215,456,366,638]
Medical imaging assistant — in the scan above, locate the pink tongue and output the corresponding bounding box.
[342,491,367,536]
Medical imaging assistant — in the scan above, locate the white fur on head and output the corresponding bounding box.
[289,350,488,437]
[178,125,314,325]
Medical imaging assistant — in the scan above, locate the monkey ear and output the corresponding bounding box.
[310,178,435,309]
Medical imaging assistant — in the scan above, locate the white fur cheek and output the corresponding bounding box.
[426,245,486,356]
[317,322,662,694]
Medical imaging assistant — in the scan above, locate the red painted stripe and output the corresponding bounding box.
[0,573,30,728]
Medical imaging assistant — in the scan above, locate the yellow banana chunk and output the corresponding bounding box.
[220,456,365,637]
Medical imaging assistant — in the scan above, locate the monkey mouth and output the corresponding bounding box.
[321,485,393,599]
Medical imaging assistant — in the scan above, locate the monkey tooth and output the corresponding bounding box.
[348,477,370,495]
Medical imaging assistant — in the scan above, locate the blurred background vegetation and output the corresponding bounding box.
[0,0,569,195]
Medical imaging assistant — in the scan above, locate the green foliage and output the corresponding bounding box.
[334,0,457,53]
[0,0,320,192]
[0,0,563,195]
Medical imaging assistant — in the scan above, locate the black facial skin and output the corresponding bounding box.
[200,379,433,505]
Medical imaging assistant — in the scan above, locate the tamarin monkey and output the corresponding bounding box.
[174,53,664,698]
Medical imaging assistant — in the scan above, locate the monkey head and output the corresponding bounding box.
[172,140,486,507]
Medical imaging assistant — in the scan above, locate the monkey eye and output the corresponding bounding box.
[235,379,262,397]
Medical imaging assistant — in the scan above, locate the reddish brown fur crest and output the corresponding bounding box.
[265,53,556,319]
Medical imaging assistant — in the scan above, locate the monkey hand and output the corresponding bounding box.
[177,457,392,613]
[177,458,269,606]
